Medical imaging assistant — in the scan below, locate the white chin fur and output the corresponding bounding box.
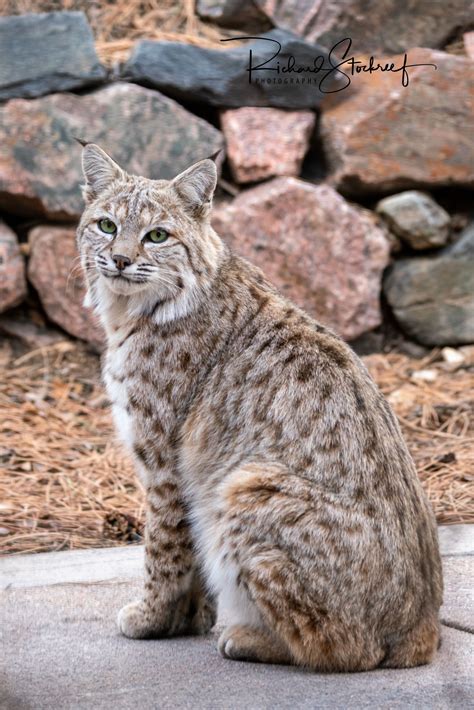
[103,276,147,296]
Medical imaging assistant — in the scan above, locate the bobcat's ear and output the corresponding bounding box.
[172,159,217,217]
[81,143,124,202]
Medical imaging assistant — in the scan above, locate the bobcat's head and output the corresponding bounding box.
[77,144,224,324]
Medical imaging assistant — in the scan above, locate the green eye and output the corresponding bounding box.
[98,218,117,235]
[146,228,168,244]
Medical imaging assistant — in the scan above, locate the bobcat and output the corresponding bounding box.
[77,143,443,671]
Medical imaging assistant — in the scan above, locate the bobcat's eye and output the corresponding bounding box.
[98,218,117,235]
[146,228,168,244]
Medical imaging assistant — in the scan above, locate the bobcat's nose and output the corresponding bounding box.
[112,254,132,271]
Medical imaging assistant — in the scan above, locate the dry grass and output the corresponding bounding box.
[0,0,239,62]
[0,339,142,555]
[0,338,472,556]
[364,350,474,525]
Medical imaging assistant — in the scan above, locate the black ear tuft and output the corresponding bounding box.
[207,149,223,163]
[74,136,90,148]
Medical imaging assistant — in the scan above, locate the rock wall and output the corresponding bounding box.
[0,8,472,351]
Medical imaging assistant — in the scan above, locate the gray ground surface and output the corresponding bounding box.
[1,525,473,710]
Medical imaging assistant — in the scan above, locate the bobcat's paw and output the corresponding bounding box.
[218,624,292,665]
[218,625,261,661]
[117,600,158,639]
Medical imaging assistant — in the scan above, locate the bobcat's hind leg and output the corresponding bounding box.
[382,615,441,669]
[213,462,385,672]
[211,555,292,665]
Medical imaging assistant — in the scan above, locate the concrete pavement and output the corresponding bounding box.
[1,525,473,709]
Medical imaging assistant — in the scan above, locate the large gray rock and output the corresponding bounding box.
[122,30,342,108]
[212,178,390,340]
[376,192,451,250]
[256,0,473,54]
[0,82,223,220]
[384,258,474,346]
[196,0,270,30]
[0,221,27,314]
[0,11,106,100]
[321,49,474,194]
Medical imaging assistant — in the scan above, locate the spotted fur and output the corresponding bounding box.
[77,144,443,671]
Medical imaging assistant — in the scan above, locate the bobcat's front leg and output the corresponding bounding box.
[118,480,215,638]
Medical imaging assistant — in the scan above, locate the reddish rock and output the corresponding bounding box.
[220,107,315,184]
[27,226,104,349]
[256,0,472,54]
[0,83,223,220]
[212,178,390,340]
[0,221,27,313]
[320,49,474,194]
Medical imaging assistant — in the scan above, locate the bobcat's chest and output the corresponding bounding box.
[103,336,173,451]
[103,341,139,452]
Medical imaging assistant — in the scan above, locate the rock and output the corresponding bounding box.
[349,331,384,356]
[459,345,474,368]
[384,257,474,346]
[410,369,438,383]
[386,385,419,412]
[396,339,429,359]
[212,178,390,339]
[0,311,66,350]
[464,32,474,60]
[0,221,27,314]
[0,83,223,221]
[376,191,450,250]
[27,226,104,349]
[442,222,474,259]
[196,0,270,30]
[320,49,474,194]
[122,30,342,109]
[440,347,465,372]
[256,0,473,54]
[0,12,106,100]
[220,107,315,183]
